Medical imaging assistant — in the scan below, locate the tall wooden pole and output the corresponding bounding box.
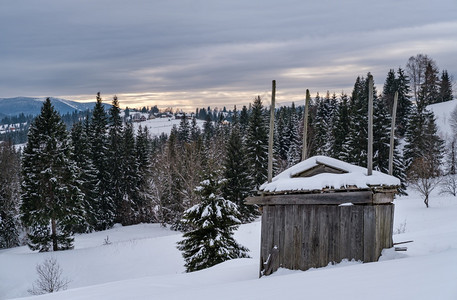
[302,89,310,161]
[389,91,398,175]
[367,75,373,176]
[268,80,276,183]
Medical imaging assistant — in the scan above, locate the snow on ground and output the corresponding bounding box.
[131,118,204,137]
[1,189,457,300]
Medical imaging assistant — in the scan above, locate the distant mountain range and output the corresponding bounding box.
[0,97,111,118]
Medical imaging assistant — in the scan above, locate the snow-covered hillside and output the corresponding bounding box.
[0,97,110,117]
[427,99,457,141]
[1,191,456,299]
[132,117,205,137]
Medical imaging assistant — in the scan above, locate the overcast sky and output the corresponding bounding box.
[1,0,456,110]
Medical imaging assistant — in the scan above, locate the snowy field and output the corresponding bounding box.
[131,117,205,137]
[1,189,457,300]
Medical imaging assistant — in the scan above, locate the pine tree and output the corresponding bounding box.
[342,75,370,167]
[163,126,186,228]
[202,114,214,144]
[405,108,444,208]
[119,122,139,225]
[108,96,125,223]
[21,98,84,251]
[331,93,350,159]
[418,62,440,108]
[89,93,114,231]
[223,121,257,223]
[382,69,397,113]
[273,107,289,173]
[0,141,21,249]
[177,170,249,272]
[439,70,453,103]
[372,97,391,173]
[245,96,269,189]
[404,107,444,172]
[313,92,330,155]
[190,117,201,142]
[395,68,413,137]
[286,103,302,167]
[239,105,250,138]
[70,120,97,232]
[135,126,154,223]
[177,114,191,143]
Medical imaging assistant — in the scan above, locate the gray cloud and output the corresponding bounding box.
[1,0,456,110]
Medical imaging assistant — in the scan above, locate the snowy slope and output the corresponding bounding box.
[0,97,109,117]
[132,118,205,137]
[427,99,457,141]
[1,191,457,299]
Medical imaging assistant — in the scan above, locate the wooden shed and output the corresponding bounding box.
[246,155,400,276]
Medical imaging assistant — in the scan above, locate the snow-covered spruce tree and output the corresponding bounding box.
[372,96,392,173]
[239,105,250,138]
[89,93,114,231]
[21,98,84,251]
[312,92,329,156]
[119,122,139,225]
[164,126,186,229]
[331,93,350,160]
[202,114,215,144]
[223,119,257,223]
[441,138,457,196]
[177,170,249,272]
[108,96,125,223]
[177,113,191,144]
[403,107,444,172]
[286,103,302,167]
[190,117,201,142]
[341,75,370,166]
[418,61,440,108]
[325,93,339,156]
[382,69,397,114]
[395,68,413,137]
[439,70,453,103]
[70,120,97,233]
[372,96,408,194]
[0,141,21,249]
[135,125,154,223]
[273,107,288,168]
[245,96,269,189]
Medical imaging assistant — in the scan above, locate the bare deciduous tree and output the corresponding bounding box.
[408,157,442,208]
[28,257,70,295]
[406,54,437,103]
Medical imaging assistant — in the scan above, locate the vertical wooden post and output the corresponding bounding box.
[302,89,310,161]
[367,75,373,176]
[268,80,276,183]
[388,91,398,175]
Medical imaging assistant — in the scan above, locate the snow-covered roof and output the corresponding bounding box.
[259,156,400,193]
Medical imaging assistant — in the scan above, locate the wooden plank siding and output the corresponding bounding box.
[258,203,394,276]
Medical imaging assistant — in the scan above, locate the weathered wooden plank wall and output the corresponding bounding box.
[259,203,394,276]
